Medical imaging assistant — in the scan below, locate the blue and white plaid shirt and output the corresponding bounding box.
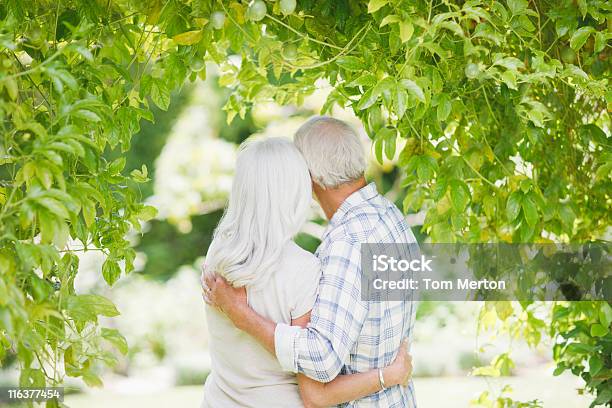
[275,182,418,407]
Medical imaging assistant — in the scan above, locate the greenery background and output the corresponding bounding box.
[0,0,610,406]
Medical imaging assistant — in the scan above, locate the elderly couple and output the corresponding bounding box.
[201,116,418,407]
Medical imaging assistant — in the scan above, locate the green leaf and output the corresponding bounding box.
[451,213,467,230]
[376,127,397,161]
[590,323,608,337]
[521,193,539,226]
[431,221,453,242]
[576,0,587,17]
[101,328,128,355]
[493,57,525,70]
[82,198,96,227]
[558,205,575,230]
[393,87,408,119]
[37,197,69,219]
[102,259,121,286]
[519,220,535,241]
[336,56,363,71]
[495,302,514,321]
[172,30,203,45]
[65,294,120,321]
[374,137,384,164]
[346,74,377,87]
[137,205,158,221]
[569,26,595,51]
[29,275,53,302]
[507,0,528,15]
[501,70,517,90]
[566,342,596,354]
[21,122,48,139]
[594,32,607,53]
[523,100,550,128]
[74,109,101,122]
[472,365,501,377]
[372,77,395,97]
[150,80,170,111]
[439,21,464,37]
[593,388,612,406]
[580,124,607,146]
[493,353,515,376]
[71,45,94,61]
[403,188,424,212]
[436,95,451,121]
[416,155,437,182]
[5,77,18,100]
[356,88,378,110]
[367,107,385,135]
[506,192,522,221]
[380,15,400,27]
[82,372,103,388]
[599,303,612,328]
[483,195,496,218]
[400,79,425,102]
[42,150,63,166]
[589,355,603,376]
[38,211,56,244]
[368,0,388,13]
[20,368,46,388]
[131,165,150,183]
[553,365,566,376]
[53,221,70,248]
[35,165,53,189]
[450,180,470,212]
[108,157,126,175]
[399,21,414,43]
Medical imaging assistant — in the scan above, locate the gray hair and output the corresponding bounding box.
[294,116,366,189]
[205,137,312,288]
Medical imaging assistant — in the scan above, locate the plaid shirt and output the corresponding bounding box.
[275,183,418,407]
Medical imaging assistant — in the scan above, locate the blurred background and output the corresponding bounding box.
[0,65,593,407]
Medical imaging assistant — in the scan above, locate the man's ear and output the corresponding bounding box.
[311,180,325,193]
[311,180,321,199]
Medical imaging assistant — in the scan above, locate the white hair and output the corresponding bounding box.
[204,137,312,288]
[294,116,366,189]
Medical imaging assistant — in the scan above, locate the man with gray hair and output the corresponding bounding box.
[294,116,367,191]
[205,116,418,407]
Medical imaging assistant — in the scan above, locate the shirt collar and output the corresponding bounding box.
[329,182,378,227]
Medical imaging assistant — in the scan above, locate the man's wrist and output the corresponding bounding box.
[229,302,252,330]
[382,366,397,387]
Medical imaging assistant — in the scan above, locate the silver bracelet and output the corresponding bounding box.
[378,368,386,390]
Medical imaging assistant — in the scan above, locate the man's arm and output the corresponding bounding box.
[286,240,368,382]
[297,339,412,408]
[203,279,413,408]
[204,239,368,383]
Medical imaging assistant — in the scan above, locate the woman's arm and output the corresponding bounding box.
[291,314,412,408]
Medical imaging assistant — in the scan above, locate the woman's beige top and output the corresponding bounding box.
[201,241,321,408]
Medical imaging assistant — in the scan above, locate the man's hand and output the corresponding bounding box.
[201,269,277,355]
[383,339,413,387]
[201,272,248,328]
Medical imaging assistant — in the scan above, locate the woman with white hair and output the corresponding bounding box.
[201,137,411,407]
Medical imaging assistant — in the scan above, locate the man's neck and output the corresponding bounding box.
[314,177,367,220]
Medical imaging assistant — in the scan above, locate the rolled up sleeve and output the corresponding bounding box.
[285,240,368,382]
[274,323,301,372]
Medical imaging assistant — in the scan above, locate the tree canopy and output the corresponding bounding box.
[0,0,610,406]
